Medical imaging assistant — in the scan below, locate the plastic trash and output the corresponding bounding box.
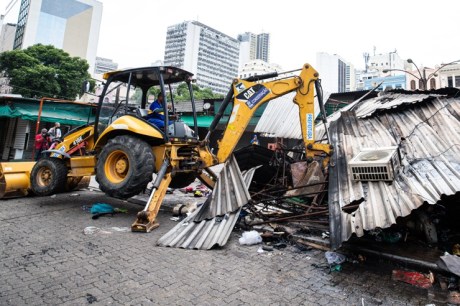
[325,251,346,265]
[90,203,114,214]
[83,226,129,235]
[392,270,434,289]
[239,230,262,245]
[83,226,100,235]
[109,227,130,232]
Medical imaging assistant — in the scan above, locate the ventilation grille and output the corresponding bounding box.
[349,147,400,182]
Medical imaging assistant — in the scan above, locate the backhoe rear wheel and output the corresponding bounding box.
[96,135,155,199]
[30,158,68,196]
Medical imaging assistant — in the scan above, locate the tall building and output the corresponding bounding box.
[0,15,16,52]
[237,32,270,67]
[256,33,270,62]
[10,0,102,74]
[316,52,349,93]
[94,56,118,75]
[164,21,240,95]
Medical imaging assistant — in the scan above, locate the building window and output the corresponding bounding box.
[448,76,453,87]
[430,78,436,89]
[419,79,424,89]
[410,80,416,90]
[455,76,460,87]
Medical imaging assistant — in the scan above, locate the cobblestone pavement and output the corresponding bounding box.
[1,189,434,305]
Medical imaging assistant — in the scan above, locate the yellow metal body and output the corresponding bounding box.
[216,64,331,165]
[132,63,332,231]
[94,116,164,148]
[132,173,172,232]
[0,161,35,198]
[21,63,331,232]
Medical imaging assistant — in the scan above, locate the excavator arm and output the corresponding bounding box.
[214,64,332,166]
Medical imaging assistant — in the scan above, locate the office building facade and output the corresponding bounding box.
[237,32,270,67]
[11,0,102,74]
[94,56,118,75]
[316,52,349,93]
[164,21,240,95]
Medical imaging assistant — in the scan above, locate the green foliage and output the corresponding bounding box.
[132,83,222,104]
[174,83,223,102]
[0,44,91,100]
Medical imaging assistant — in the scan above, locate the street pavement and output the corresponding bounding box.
[0,188,434,305]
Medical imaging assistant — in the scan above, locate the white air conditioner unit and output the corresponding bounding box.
[349,146,400,181]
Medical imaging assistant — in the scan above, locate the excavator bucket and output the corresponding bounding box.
[0,161,35,199]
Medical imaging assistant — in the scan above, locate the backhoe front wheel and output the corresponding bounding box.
[96,135,155,199]
[30,158,68,196]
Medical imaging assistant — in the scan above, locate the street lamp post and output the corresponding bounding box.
[383,59,460,90]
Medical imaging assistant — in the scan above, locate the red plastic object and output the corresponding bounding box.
[392,270,433,289]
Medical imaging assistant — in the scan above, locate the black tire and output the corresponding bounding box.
[30,158,68,196]
[96,135,155,199]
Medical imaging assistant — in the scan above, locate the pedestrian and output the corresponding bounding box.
[48,122,62,141]
[48,122,62,150]
[250,134,259,145]
[35,128,50,160]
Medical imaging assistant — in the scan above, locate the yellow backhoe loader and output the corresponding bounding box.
[30,63,332,232]
[0,97,95,199]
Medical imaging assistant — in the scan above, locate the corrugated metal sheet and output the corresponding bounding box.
[329,92,460,249]
[254,92,331,139]
[194,155,250,222]
[253,89,460,249]
[157,156,255,249]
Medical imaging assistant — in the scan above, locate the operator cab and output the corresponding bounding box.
[96,66,198,141]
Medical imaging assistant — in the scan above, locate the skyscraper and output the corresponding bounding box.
[11,0,102,74]
[256,33,270,63]
[164,21,240,95]
[316,52,350,93]
[237,32,270,67]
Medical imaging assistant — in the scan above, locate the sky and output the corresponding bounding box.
[2,0,460,71]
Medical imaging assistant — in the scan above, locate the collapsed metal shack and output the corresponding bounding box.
[327,88,460,250]
[253,88,460,252]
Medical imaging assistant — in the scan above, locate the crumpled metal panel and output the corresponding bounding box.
[329,93,460,249]
[157,208,242,250]
[193,155,250,222]
[157,157,255,250]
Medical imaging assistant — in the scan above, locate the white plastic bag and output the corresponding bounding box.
[239,230,262,245]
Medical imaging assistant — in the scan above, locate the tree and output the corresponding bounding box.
[174,83,223,102]
[0,44,91,100]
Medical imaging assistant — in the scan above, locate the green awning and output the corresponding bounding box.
[0,99,96,126]
[180,115,215,128]
[180,115,260,128]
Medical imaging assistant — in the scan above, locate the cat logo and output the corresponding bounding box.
[235,82,246,93]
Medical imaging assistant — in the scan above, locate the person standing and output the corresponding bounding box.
[35,128,50,160]
[250,134,260,145]
[48,122,61,141]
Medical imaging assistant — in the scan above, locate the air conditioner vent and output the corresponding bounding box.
[349,147,400,181]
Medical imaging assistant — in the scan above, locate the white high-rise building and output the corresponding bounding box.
[0,14,16,52]
[164,21,240,95]
[10,0,102,74]
[237,32,270,68]
[316,52,349,93]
